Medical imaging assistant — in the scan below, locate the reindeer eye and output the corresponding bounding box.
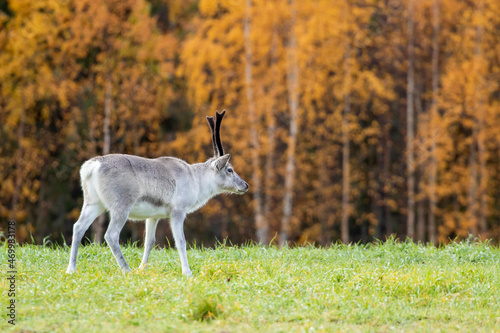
[227,168,234,173]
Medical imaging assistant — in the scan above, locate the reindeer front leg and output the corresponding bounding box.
[170,210,192,277]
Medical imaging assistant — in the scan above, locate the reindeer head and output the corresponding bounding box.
[206,110,249,195]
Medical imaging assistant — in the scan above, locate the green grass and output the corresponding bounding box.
[1,239,500,332]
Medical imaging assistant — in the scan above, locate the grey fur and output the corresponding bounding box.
[67,113,248,276]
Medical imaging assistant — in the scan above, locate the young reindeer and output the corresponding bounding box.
[66,110,248,276]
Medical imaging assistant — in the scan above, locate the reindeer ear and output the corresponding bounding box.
[212,154,231,171]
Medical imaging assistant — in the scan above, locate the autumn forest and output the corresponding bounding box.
[1,0,500,247]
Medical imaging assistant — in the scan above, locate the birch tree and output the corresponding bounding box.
[406,0,416,239]
[279,0,299,246]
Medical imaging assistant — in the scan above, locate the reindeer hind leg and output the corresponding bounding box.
[139,218,159,270]
[104,208,132,273]
[67,203,105,273]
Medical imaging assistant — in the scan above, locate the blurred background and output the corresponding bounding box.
[1,0,500,246]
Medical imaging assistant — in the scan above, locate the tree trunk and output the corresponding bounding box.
[280,0,299,246]
[130,119,143,244]
[474,3,487,236]
[156,220,170,248]
[341,43,351,244]
[468,130,478,235]
[103,78,111,156]
[244,0,267,245]
[92,77,112,244]
[317,149,331,245]
[468,2,487,237]
[383,121,393,236]
[417,197,425,242]
[11,97,26,222]
[428,0,439,244]
[263,27,278,243]
[416,85,425,242]
[36,169,48,241]
[406,0,416,239]
[263,111,276,243]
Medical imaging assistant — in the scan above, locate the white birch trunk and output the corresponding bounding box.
[263,28,279,244]
[341,43,351,244]
[280,0,299,246]
[244,0,266,244]
[475,1,487,236]
[406,0,416,239]
[428,0,439,244]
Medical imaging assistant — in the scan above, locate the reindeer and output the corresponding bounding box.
[66,110,248,276]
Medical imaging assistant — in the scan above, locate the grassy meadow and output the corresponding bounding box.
[1,239,500,332]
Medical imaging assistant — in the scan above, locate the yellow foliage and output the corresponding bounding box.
[199,0,218,16]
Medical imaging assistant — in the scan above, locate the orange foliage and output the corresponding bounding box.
[1,0,500,245]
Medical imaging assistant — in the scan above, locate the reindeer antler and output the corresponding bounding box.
[206,116,218,156]
[206,109,226,157]
[215,110,226,156]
